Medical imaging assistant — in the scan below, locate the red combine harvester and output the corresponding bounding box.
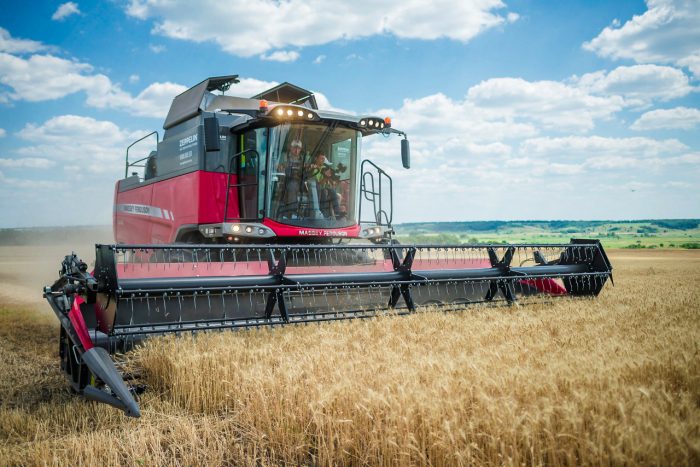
[44,76,613,417]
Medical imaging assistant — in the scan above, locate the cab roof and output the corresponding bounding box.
[163,75,318,130]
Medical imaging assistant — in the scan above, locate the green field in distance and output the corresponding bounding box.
[1,219,698,249]
[395,219,700,249]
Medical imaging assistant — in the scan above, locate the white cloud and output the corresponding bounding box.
[665,181,692,189]
[0,128,5,138]
[313,54,326,64]
[584,0,700,77]
[149,44,166,54]
[0,27,47,54]
[504,157,584,175]
[17,115,130,145]
[0,32,283,120]
[230,77,280,98]
[506,12,519,23]
[520,135,688,159]
[0,115,155,226]
[0,52,119,102]
[310,91,350,113]
[621,181,654,191]
[586,151,700,170]
[0,158,56,169]
[572,64,693,107]
[466,78,624,132]
[0,170,66,189]
[363,78,630,186]
[126,0,515,57]
[125,0,149,19]
[16,115,142,174]
[585,155,641,169]
[377,92,538,152]
[631,106,700,130]
[115,81,187,118]
[0,51,187,118]
[260,50,300,63]
[52,2,81,21]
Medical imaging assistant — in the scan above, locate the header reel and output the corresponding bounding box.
[44,239,612,417]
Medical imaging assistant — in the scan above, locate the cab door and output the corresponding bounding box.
[237,128,268,221]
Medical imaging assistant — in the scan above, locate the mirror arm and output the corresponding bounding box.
[382,127,407,138]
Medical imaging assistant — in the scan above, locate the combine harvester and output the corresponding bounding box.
[44,76,613,417]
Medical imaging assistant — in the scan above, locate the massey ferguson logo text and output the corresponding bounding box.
[123,205,150,214]
[116,204,174,221]
[179,134,198,148]
[298,229,347,237]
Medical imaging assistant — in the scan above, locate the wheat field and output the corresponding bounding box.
[0,249,698,465]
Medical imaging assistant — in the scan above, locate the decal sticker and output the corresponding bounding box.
[178,133,198,166]
[179,134,198,149]
[116,204,173,221]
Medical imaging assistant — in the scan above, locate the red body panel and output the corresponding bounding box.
[114,180,154,244]
[68,296,94,350]
[115,171,236,243]
[115,170,362,243]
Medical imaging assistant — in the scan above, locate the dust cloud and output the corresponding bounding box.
[0,226,112,309]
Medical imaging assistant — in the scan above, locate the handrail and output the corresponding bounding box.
[359,159,393,227]
[224,148,260,222]
[125,131,159,178]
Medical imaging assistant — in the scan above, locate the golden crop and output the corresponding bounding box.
[1,249,698,466]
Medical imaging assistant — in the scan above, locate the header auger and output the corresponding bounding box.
[44,76,613,417]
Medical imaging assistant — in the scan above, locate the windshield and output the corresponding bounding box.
[267,122,360,229]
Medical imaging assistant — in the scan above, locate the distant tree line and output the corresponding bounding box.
[398,219,700,233]
[650,220,699,230]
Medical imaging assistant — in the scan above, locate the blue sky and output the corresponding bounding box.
[0,0,699,227]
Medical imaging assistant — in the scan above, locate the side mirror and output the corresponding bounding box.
[401,138,410,169]
[203,117,221,152]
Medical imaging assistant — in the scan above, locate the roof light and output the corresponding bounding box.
[259,100,269,111]
[268,106,319,121]
[358,116,392,131]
